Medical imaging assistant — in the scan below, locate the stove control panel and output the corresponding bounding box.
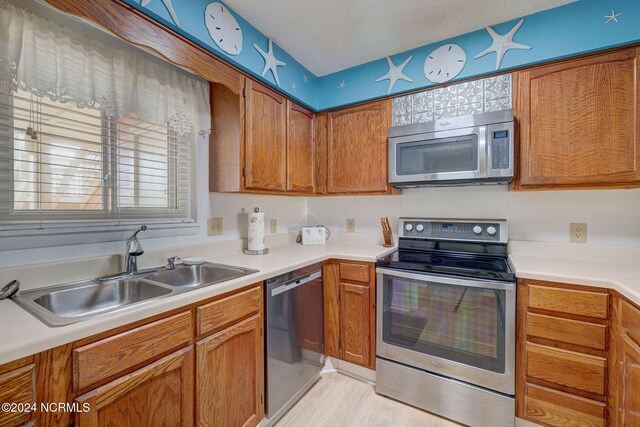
[398,218,507,243]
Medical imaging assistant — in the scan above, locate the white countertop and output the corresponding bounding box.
[0,238,395,365]
[509,240,640,306]
[3,237,640,365]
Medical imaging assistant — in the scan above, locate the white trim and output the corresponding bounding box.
[0,221,199,251]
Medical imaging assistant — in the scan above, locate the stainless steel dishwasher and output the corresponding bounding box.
[265,262,325,422]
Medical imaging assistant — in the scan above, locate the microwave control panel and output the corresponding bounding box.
[491,130,511,170]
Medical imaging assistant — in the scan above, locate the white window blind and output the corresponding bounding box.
[0,0,210,234]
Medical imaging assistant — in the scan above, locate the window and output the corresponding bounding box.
[0,0,209,240]
[1,88,191,225]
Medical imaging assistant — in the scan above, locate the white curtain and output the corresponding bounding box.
[0,0,209,136]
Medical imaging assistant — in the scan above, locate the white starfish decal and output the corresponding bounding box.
[604,9,623,23]
[141,0,180,26]
[253,39,286,86]
[375,56,413,95]
[303,75,309,83]
[291,82,297,92]
[338,80,346,90]
[475,18,531,70]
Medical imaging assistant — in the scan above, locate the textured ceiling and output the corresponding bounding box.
[224,0,575,76]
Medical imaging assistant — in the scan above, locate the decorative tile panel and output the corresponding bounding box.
[392,95,412,116]
[391,74,512,126]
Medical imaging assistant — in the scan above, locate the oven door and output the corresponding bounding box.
[376,268,515,395]
[388,126,487,185]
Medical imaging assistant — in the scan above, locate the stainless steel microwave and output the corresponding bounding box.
[388,110,514,187]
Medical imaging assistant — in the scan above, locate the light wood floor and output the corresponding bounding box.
[275,372,461,427]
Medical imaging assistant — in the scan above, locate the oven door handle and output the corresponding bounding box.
[376,267,515,291]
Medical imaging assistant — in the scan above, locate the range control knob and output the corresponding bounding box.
[405,224,414,232]
[473,225,483,235]
[487,226,497,236]
[416,224,425,232]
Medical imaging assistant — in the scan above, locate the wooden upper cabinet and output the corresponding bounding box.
[244,79,287,192]
[210,78,245,193]
[515,48,640,189]
[287,101,315,193]
[327,100,391,193]
[314,114,328,195]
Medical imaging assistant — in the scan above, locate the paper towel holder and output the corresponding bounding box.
[244,207,270,255]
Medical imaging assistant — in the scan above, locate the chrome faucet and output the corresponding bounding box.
[166,256,180,270]
[124,225,147,275]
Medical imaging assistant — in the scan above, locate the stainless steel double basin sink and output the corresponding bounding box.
[11,262,259,327]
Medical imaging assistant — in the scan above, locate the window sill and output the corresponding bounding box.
[0,221,199,251]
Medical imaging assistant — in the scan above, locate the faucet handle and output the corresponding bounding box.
[0,280,20,300]
[166,256,180,270]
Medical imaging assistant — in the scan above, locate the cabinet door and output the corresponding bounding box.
[0,364,35,426]
[516,48,640,188]
[327,100,390,193]
[339,282,370,366]
[323,261,341,358]
[287,101,315,194]
[244,79,287,191]
[196,314,264,427]
[74,347,194,427]
[620,336,640,426]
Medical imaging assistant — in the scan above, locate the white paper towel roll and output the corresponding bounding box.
[248,209,266,251]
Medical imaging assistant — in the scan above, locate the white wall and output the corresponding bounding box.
[208,193,307,240]
[0,135,307,268]
[3,176,640,268]
[308,186,640,247]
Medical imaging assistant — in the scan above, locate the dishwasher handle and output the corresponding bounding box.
[270,270,322,297]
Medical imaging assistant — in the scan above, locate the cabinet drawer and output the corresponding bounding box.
[528,284,608,319]
[73,311,192,391]
[197,286,261,336]
[526,343,606,395]
[0,364,35,425]
[527,312,607,350]
[524,383,606,427]
[621,299,640,346]
[339,262,370,284]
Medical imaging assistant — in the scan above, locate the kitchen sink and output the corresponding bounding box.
[11,261,259,327]
[12,279,174,327]
[145,263,258,288]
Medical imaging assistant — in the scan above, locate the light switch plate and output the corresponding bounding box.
[208,217,223,236]
[270,219,278,234]
[570,223,587,243]
[347,218,355,233]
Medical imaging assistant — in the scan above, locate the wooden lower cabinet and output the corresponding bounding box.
[611,298,640,427]
[619,336,640,426]
[74,347,194,427]
[0,363,35,426]
[196,314,264,427]
[323,260,376,369]
[340,283,371,366]
[517,279,610,426]
[0,283,264,427]
[524,383,606,427]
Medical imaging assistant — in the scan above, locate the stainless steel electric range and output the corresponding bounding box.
[375,218,515,427]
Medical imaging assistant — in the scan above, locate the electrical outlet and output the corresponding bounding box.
[270,219,278,234]
[570,223,587,243]
[207,217,223,236]
[347,218,355,232]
